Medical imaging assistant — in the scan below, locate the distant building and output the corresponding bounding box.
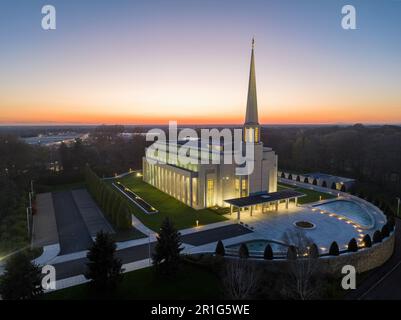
[279,171,355,191]
[142,40,278,209]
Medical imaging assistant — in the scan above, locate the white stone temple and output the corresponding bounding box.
[143,39,278,209]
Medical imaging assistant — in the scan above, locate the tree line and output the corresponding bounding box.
[84,166,132,230]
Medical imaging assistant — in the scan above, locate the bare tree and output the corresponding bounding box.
[222,259,261,299]
[281,229,321,300]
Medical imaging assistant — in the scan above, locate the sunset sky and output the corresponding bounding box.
[1,0,401,125]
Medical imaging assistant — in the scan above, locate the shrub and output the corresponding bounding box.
[286,245,297,260]
[238,243,249,259]
[381,224,390,238]
[329,241,339,256]
[309,243,319,258]
[373,230,383,243]
[288,174,293,180]
[281,172,285,178]
[304,177,309,184]
[263,244,273,260]
[296,175,301,182]
[347,238,358,252]
[312,178,317,185]
[340,185,347,192]
[215,240,225,256]
[362,234,372,248]
[331,182,337,190]
[322,181,327,188]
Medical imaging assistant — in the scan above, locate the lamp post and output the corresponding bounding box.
[396,197,400,218]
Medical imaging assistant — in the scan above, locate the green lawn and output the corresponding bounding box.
[43,263,221,300]
[278,183,335,204]
[114,173,227,231]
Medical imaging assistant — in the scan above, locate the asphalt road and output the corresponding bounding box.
[53,191,93,255]
[53,223,251,280]
[347,218,401,300]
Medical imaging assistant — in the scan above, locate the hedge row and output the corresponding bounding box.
[215,218,395,259]
[85,166,132,230]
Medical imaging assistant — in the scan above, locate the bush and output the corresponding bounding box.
[362,234,372,248]
[309,243,319,258]
[288,174,293,180]
[312,178,317,185]
[263,244,273,260]
[373,230,383,243]
[304,177,309,184]
[381,224,390,238]
[281,172,285,178]
[296,175,301,182]
[331,182,337,190]
[215,240,225,256]
[238,243,249,259]
[347,238,358,252]
[340,185,347,192]
[286,245,297,260]
[322,181,327,188]
[329,241,339,256]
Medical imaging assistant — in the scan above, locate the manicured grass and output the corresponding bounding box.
[114,173,227,231]
[43,263,221,300]
[278,183,335,204]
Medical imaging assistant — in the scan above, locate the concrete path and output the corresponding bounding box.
[51,222,252,281]
[32,193,59,247]
[71,189,114,237]
[53,191,93,255]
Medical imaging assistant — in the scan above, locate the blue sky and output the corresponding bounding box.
[1,0,400,124]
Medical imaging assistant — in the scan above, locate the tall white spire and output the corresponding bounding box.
[244,37,259,125]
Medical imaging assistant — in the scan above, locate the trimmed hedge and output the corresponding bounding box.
[263,244,273,260]
[239,243,249,259]
[362,234,372,248]
[348,238,358,252]
[373,230,383,244]
[215,240,225,256]
[329,241,340,256]
[85,166,132,230]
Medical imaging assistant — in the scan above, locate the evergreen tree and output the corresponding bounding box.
[0,252,43,300]
[85,231,123,292]
[152,217,183,275]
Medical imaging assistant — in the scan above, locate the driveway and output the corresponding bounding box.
[53,191,93,255]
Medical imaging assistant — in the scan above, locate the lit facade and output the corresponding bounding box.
[142,40,278,209]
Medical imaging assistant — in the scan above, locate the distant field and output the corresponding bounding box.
[43,263,221,300]
[114,173,227,231]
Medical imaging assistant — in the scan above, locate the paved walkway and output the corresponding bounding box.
[32,193,59,247]
[71,189,114,237]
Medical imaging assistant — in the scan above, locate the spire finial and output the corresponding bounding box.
[252,37,255,50]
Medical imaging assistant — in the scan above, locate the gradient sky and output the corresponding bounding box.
[1,0,401,125]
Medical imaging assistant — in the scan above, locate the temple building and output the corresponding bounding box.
[142,40,278,209]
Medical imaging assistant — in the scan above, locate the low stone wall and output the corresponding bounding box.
[251,233,395,275]
[194,232,395,276]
